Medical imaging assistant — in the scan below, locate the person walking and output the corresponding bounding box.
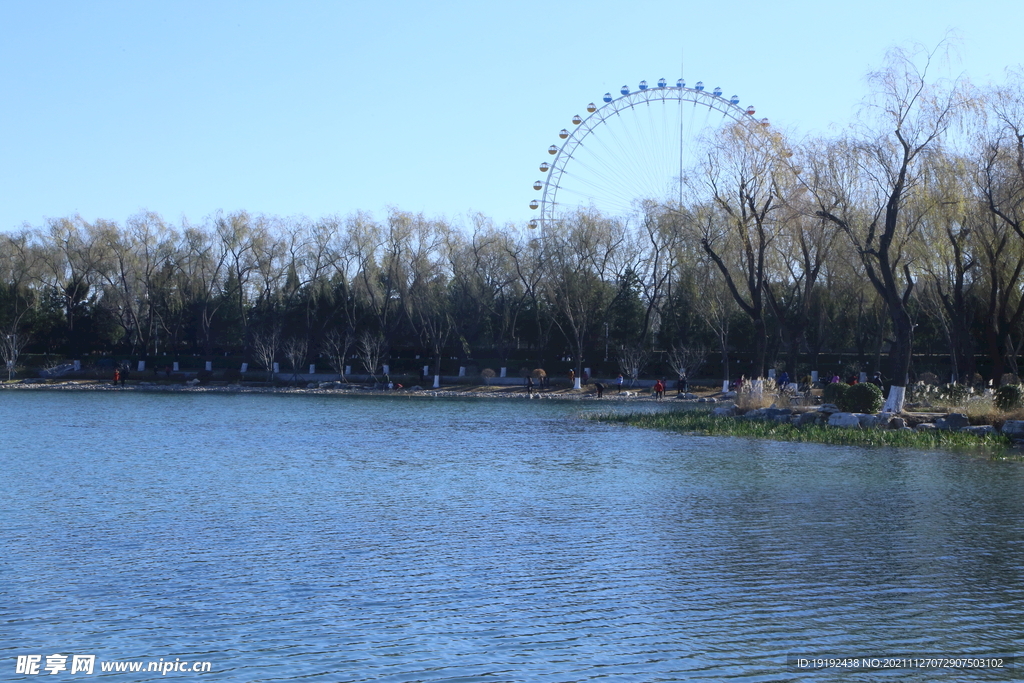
[616,374,623,393]
[594,381,604,398]
[526,376,534,396]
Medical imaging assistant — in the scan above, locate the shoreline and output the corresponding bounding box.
[0,379,722,402]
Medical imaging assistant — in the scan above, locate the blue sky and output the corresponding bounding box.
[2,0,1023,232]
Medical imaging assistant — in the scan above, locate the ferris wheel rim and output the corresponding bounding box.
[532,84,758,227]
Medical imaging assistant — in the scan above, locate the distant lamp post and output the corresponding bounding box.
[6,334,15,381]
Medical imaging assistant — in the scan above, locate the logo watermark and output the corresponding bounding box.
[15,655,211,676]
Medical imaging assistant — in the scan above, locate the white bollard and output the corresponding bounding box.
[73,360,81,371]
[309,364,315,375]
[173,362,179,372]
[423,365,429,377]
[768,369,776,379]
[500,367,506,378]
[345,365,351,376]
[205,361,212,371]
[459,366,466,377]
[241,363,248,373]
[273,362,280,374]
[574,377,582,390]
[723,380,730,392]
[811,371,818,383]
[138,360,145,372]
[383,364,390,375]
[859,372,867,383]
[433,375,440,388]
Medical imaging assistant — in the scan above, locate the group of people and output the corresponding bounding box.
[111,365,129,387]
[526,370,687,400]
[828,372,884,387]
[728,371,886,391]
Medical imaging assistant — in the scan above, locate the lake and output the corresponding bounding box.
[3,391,1022,681]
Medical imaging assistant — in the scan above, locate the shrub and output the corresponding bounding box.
[822,382,849,405]
[841,382,884,413]
[480,368,496,385]
[995,384,1024,412]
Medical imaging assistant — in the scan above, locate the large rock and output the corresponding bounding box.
[817,403,841,414]
[713,406,737,417]
[828,412,862,428]
[856,414,880,429]
[794,412,819,427]
[744,407,792,421]
[1002,420,1024,437]
[960,425,997,436]
[915,423,937,431]
[889,417,907,430]
[935,413,970,431]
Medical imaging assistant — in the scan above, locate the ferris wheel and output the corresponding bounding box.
[529,78,766,228]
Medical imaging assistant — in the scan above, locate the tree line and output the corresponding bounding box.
[3,47,1024,410]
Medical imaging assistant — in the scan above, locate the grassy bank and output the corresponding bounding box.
[590,410,1014,450]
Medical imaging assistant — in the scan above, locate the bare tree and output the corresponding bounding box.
[0,327,29,380]
[251,328,280,382]
[666,344,707,382]
[617,345,650,387]
[357,331,386,382]
[283,336,308,383]
[322,328,354,381]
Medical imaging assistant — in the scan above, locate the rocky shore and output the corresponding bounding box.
[712,402,1024,443]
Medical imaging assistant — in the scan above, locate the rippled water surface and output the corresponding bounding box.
[4,391,1024,681]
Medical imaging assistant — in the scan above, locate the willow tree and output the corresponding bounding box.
[690,120,791,378]
[976,70,1024,382]
[917,151,978,383]
[813,46,966,411]
[543,209,621,388]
